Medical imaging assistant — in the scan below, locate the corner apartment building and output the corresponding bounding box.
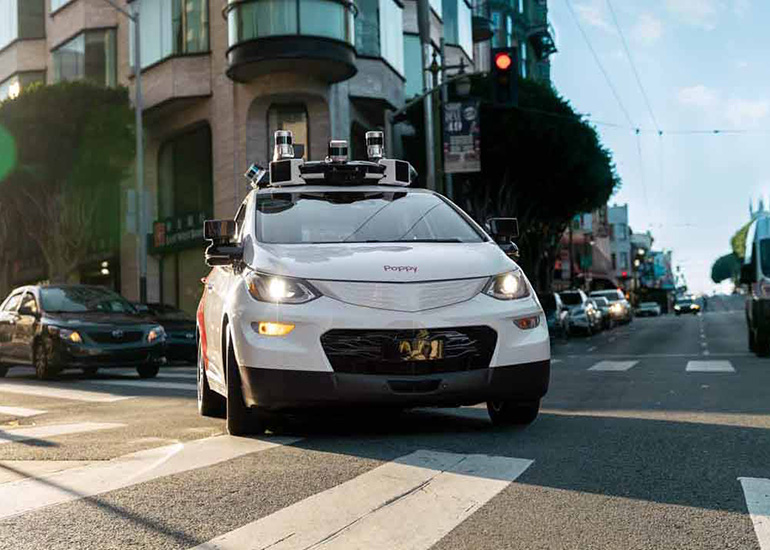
[0,0,555,313]
[608,204,631,279]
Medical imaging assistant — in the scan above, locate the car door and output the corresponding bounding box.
[11,292,39,364]
[0,293,23,363]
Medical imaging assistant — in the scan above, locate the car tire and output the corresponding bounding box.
[226,327,266,436]
[34,339,59,381]
[0,365,7,378]
[82,367,98,377]
[137,364,160,378]
[486,399,540,426]
[198,338,225,418]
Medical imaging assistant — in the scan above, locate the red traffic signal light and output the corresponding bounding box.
[495,52,513,71]
[621,271,629,279]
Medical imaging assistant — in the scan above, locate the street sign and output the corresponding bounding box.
[443,100,481,174]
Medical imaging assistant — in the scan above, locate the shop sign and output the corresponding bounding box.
[151,212,208,253]
[443,100,481,174]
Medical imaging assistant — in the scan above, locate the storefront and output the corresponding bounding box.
[151,123,213,315]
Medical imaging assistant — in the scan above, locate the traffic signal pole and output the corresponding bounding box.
[416,0,436,191]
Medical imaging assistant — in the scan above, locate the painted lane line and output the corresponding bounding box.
[86,380,196,392]
[739,477,770,550]
[686,360,735,373]
[588,360,639,372]
[0,422,124,446]
[193,450,533,550]
[0,435,299,519]
[0,406,46,418]
[0,381,132,402]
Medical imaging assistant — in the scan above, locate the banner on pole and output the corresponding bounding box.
[443,100,481,174]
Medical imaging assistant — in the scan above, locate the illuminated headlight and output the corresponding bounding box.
[483,270,530,300]
[147,326,166,343]
[674,305,681,311]
[610,303,622,313]
[245,271,321,304]
[58,328,82,344]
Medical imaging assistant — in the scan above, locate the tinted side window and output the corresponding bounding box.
[234,200,247,242]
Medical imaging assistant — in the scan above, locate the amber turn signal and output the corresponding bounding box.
[255,322,295,337]
[513,316,540,330]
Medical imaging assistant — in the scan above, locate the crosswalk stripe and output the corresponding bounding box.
[0,380,133,402]
[86,379,197,391]
[686,360,735,372]
[588,360,638,372]
[193,450,533,550]
[0,422,124,446]
[739,477,770,549]
[0,406,46,418]
[0,435,299,519]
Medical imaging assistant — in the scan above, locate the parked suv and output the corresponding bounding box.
[560,290,601,335]
[539,292,570,339]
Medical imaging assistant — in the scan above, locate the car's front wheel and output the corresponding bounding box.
[0,365,7,378]
[137,364,160,378]
[226,327,266,436]
[198,337,225,418]
[34,340,59,380]
[487,399,540,426]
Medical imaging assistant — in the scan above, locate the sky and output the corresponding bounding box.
[548,0,770,294]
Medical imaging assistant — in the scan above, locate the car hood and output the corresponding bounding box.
[43,312,158,329]
[250,242,515,282]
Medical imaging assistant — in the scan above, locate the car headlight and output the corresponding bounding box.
[147,326,166,343]
[244,271,321,304]
[482,270,530,300]
[57,328,82,344]
[610,303,622,313]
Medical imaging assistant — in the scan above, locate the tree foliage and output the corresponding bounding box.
[0,82,134,282]
[454,78,621,290]
[731,219,753,260]
[711,252,740,284]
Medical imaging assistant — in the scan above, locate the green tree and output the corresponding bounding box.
[731,219,753,260]
[711,252,740,284]
[0,82,134,283]
[454,78,621,290]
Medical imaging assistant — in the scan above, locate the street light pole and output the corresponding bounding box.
[97,0,146,302]
[416,0,435,191]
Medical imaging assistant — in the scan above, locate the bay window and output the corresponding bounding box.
[130,0,209,69]
[52,29,117,87]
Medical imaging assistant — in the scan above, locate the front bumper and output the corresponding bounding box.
[53,340,167,368]
[239,361,550,410]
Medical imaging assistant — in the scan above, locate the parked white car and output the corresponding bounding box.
[196,132,551,434]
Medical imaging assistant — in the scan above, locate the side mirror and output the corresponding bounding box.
[487,217,519,241]
[740,262,755,285]
[204,219,243,267]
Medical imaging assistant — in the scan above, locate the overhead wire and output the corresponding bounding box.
[561,0,636,130]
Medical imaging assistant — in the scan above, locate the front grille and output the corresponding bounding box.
[87,330,145,344]
[321,326,497,376]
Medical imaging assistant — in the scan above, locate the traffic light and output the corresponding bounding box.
[490,47,519,107]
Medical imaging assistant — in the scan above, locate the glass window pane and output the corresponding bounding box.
[300,0,346,41]
[230,0,297,44]
[429,0,441,18]
[158,125,213,219]
[356,0,379,57]
[457,0,472,57]
[0,0,19,51]
[18,0,44,40]
[403,34,422,98]
[53,33,85,83]
[490,11,501,48]
[379,0,403,74]
[442,0,458,45]
[183,0,209,53]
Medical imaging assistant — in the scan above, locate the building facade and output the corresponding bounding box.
[607,203,631,280]
[0,0,555,313]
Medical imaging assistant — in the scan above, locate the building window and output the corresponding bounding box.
[379,0,404,74]
[158,124,213,220]
[52,29,117,87]
[268,104,309,160]
[620,252,629,270]
[505,14,512,46]
[0,71,44,101]
[520,42,527,78]
[356,0,379,57]
[617,223,627,240]
[444,0,472,59]
[0,0,44,50]
[518,0,524,14]
[403,33,422,98]
[50,0,72,12]
[131,0,209,70]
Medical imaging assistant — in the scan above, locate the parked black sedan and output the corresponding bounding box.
[0,285,166,380]
[133,303,196,364]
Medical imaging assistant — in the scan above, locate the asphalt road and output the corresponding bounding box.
[0,295,768,549]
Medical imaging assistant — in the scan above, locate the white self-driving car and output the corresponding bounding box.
[196,131,550,435]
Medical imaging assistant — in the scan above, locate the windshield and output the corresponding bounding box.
[592,290,623,303]
[539,294,557,313]
[641,302,657,308]
[40,287,137,314]
[760,239,770,278]
[677,299,693,306]
[560,293,583,306]
[255,191,485,244]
